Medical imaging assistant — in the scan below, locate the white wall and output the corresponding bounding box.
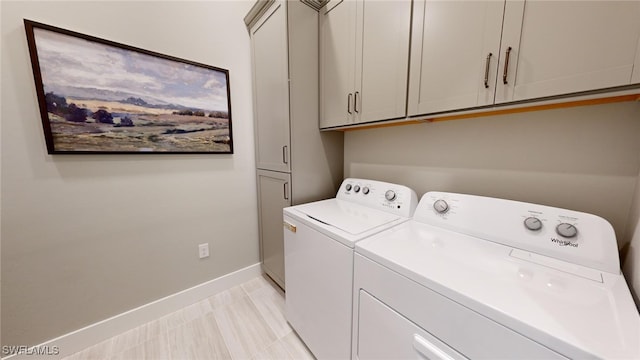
[1,0,258,348]
[345,102,640,248]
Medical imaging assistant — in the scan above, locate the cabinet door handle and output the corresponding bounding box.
[354,91,360,113]
[283,182,289,200]
[502,46,512,85]
[484,53,492,88]
[413,334,455,360]
[347,93,353,114]
[282,145,288,164]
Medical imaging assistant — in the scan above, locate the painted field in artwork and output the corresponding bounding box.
[46,95,231,152]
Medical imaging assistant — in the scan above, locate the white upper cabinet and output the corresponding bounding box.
[320,0,412,128]
[357,0,412,123]
[251,1,290,172]
[319,0,357,129]
[409,0,640,117]
[496,1,640,103]
[408,0,504,115]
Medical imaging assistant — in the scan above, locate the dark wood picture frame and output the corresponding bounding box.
[24,19,233,154]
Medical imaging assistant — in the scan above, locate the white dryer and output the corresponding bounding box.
[353,192,640,359]
[283,178,418,360]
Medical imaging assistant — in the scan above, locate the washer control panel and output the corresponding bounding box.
[337,178,418,218]
[413,191,619,275]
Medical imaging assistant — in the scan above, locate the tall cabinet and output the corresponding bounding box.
[246,0,344,289]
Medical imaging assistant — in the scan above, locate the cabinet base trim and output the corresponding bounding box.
[336,93,640,132]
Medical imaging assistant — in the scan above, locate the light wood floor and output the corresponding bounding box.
[63,275,314,360]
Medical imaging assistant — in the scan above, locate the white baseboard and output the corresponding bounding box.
[2,263,262,360]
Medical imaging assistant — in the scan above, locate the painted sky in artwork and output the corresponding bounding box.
[33,28,229,112]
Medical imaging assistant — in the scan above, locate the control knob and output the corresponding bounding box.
[433,199,449,214]
[345,184,352,191]
[524,217,542,231]
[385,190,396,201]
[354,185,361,193]
[556,223,578,238]
[363,187,370,195]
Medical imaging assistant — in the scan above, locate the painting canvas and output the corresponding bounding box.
[24,20,233,154]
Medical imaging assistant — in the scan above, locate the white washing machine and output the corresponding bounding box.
[353,192,640,359]
[283,178,418,359]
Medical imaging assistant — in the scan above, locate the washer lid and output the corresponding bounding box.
[295,199,401,235]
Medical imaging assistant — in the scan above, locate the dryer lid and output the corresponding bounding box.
[355,221,640,360]
[296,199,401,235]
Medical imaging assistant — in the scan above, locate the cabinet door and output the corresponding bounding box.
[407,0,505,116]
[496,1,640,103]
[355,0,412,123]
[634,34,640,84]
[319,0,357,129]
[256,170,291,288]
[251,1,291,172]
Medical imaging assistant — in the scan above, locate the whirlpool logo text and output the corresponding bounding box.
[551,238,579,248]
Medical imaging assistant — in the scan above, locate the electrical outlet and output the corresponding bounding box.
[198,243,210,259]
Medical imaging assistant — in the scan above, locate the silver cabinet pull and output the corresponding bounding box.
[354,91,360,113]
[503,46,512,84]
[484,53,492,88]
[283,182,289,200]
[282,145,288,164]
[347,93,353,114]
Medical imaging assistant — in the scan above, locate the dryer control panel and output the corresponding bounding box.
[413,192,620,275]
[337,178,418,218]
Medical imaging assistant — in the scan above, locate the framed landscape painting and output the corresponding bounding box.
[24,19,233,154]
